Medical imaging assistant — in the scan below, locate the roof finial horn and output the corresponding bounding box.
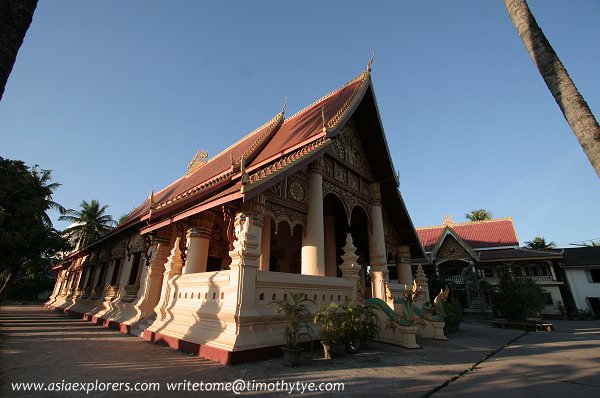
[281,97,288,115]
[321,107,327,131]
[367,48,375,72]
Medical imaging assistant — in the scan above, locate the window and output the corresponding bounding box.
[589,269,600,283]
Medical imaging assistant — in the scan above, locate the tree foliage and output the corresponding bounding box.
[0,157,70,299]
[465,209,492,222]
[494,265,546,320]
[59,199,115,249]
[525,236,556,250]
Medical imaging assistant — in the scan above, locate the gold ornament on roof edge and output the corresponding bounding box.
[187,150,209,173]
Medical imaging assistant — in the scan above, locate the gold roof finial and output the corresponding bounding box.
[443,214,454,226]
[367,48,375,72]
[187,150,209,173]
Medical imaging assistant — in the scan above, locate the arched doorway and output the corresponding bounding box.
[323,193,348,277]
[350,206,370,297]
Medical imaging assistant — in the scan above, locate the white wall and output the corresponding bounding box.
[564,268,600,310]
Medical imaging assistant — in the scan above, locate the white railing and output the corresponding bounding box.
[255,271,354,313]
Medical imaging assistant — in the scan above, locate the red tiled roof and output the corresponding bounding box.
[417,218,519,252]
[479,247,562,261]
[122,71,369,226]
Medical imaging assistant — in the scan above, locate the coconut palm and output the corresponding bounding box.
[525,236,556,250]
[30,166,65,228]
[59,199,115,249]
[504,0,600,177]
[465,209,492,222]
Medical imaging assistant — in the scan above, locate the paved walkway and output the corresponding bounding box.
[1,304,599,397]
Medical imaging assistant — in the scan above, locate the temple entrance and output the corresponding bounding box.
[350,206,370,297]
[269,221,302,274]
[324,194,349,277]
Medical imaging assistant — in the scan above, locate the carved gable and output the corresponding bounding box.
[332,118,373,179]
[436,235,472,261]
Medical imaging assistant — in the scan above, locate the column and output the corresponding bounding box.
[369,182,388,299]
[301,160,325,276]
[134,227,173,319]
[228,202,263,319]
[183,211,215,274]
[397,244,413,288]
[324,202,337,277]
[259,214,271,271]
[156,231,185,321]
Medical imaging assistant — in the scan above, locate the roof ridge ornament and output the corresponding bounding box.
[281,97,288,116]
[321,107,327,132]
[187,149,209,174]
[148,190,156,221]
[367,48,375,72]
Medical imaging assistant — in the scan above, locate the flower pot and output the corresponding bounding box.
[281,346,303,367]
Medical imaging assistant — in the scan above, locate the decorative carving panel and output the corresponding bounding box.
[322,179,371,225]
[264,200,306,231]
[437,237,471,261]
[332,118,373,178]
[287,178,307,204]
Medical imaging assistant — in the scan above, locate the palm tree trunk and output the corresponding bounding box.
[0,0,39,101]
[503,0,600,178]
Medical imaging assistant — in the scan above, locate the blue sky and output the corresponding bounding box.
[1,1,598,248]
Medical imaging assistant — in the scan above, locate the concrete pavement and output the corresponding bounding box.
[1,304,599,397]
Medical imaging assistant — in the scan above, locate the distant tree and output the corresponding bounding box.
[525,236,556,250]
[465,209,493,222]
[0,0,39,101]
[504,0,600,177]
[60,200,116,249]
[494,264,545,320]
[0,157,70,299]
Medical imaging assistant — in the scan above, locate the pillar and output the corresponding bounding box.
[397,244,413,288]
[134,227,173,320]
[259,214,271,271]
[301,160,325,276]
[228,202,263,320]
[324,203,337,277]
[369,182,388,299]
[183,212,215,274]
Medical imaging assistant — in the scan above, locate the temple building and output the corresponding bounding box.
[46,65,428,364]
[416,217,566,316]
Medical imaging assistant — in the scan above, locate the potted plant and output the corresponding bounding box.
[271,292,314,366]
[358,302,381,349]
[313,302,342,359]
[340,301,363,354]
[443,300,463,333]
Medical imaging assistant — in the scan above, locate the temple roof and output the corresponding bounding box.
[479,247,563,261]
[88,67,424,258]
[561,247,600,267]
[417,218,519,253]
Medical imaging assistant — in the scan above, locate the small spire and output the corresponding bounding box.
[240,156,249,185]
[367,48,375,72]
[443,214,454,226]
[281,97,288,115]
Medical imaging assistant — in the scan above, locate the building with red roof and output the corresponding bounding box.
[46,64,429,363]
[415,217,566,316]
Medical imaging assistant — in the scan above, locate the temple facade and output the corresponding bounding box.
[46,67,428,364]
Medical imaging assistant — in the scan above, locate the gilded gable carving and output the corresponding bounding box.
[264,200,306,231]
[322,179,371,225]
[332,118,373,178]
[437,237,471,261]
[287,178,307,204]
